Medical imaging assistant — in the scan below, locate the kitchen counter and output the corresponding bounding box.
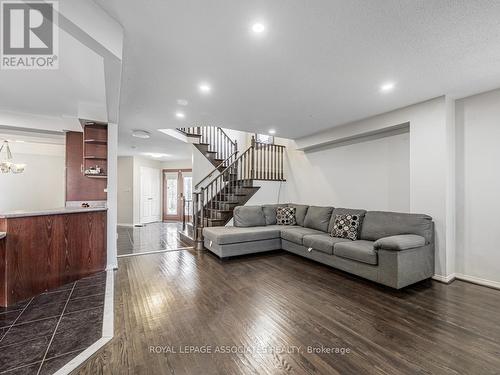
[0,207,107,219]
[0,209,107,307]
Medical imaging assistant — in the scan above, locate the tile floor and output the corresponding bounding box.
[0,272,106,374]
[117,222,191,256]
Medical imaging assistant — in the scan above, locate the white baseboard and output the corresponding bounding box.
[433,273,500,290]
[455,273,500,290]
[432,274,456,283]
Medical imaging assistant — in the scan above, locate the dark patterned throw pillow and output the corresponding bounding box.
[331,214,361,240]
[276,207,297,225]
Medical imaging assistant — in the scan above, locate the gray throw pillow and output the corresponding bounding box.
[276,207,296,225]
[233,206,266,227]
[304,206,334,232]
[262,204,280,225]
[331,214,361,241]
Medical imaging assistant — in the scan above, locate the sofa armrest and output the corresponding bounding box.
[374,234,426,251]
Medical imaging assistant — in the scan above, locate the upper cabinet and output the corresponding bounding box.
[65,120,108,202]
[82,120,108,179]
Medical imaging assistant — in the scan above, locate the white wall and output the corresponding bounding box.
[0,110,82,132]
[246,181,289,206]
[282,133,410,211]
[160,159,192,170]
[117,156,133,225]
[455,88,500,285]
[292,96,452,278]
[192,145,216,190]
[118,156,192,226]
[0,142,65,212]
[222,127,252,151]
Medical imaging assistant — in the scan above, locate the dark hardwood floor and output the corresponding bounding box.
[74,249,500,375]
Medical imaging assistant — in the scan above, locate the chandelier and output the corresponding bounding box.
[0,140,26,174]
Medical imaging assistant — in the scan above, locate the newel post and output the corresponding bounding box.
[195,189,205,250]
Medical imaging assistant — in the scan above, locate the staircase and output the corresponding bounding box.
[177,127,237,170]
[176,126,286,249]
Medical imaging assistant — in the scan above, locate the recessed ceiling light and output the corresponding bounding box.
[380,82,396,93]
[268,129,276,135]
[132,130,151,139]
[175,111,185,119]
[177,99,188,106]
[251,22,266,34]
[199,83,211,94]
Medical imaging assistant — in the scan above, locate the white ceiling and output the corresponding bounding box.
[97,0,500,142]
[0,29,107,123]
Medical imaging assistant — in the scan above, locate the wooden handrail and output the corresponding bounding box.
[218,127,237,147]
[189,133,286,243]
[194,150,238,190]
[176,126,237,162]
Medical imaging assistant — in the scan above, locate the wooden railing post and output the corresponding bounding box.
[192,192,199,240]
[250,136,255,180]
[195,189,205,250]
[181,195,186,231]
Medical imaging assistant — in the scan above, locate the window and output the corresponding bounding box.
[255,134,274,144]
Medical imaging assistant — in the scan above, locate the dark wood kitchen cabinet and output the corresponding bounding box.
[66,128,107,201]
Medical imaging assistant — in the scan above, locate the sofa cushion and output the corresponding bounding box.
[280,227,324,245]
[276,206,297,225]
[333,240,377,265]
[328,208,367,233]
[374,234,426,251]
[360,211,433,243]
[233,206,266,227]
[303,234,350,255]
[203,226,280,245]
[330,214,362,241]
[304,206,334,232]
[287,204,309,226]
[262,204,280,225]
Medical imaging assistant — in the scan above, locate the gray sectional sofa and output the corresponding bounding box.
[203,204,434,289]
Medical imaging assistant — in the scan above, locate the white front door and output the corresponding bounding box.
[140,166,161,224]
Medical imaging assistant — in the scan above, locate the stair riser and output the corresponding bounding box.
[212,202,238,210]
[199,218,226,227]
[216,194,247,201]
[187,128,266,228]
[205,211,232,220]
[222,188,259,194]
[194,143,209,153]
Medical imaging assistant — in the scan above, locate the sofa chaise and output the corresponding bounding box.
[203,204,434,289]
